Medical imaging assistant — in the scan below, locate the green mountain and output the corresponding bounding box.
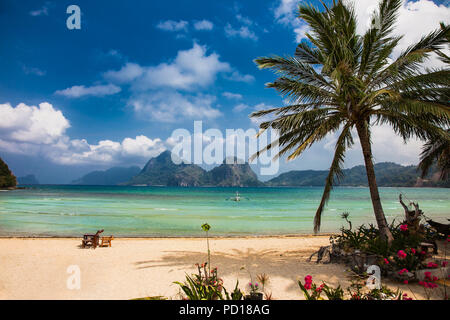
[0,158,17,188]
[126,151,206,186]
[17,174,39,185]
[266,162,449,187]
[72,166,141,185]
[204,157,263,187]
[126,151,263,187]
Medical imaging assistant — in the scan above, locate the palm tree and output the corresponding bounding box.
[251,0,450,242]
[418,129,450,181]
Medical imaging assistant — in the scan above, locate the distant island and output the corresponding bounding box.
[72,166,140,185]
[125,151,262,187]
[71,151,448,188]
[17,174,39,185]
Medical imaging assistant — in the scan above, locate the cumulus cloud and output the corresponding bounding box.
[156,20,189,32]
[53,136,166,165]
[55,84,121,98]
[0,102,69,145]
[0,102,166,166]
[129,91,222,122]
[132,43,230,91]
[224,23,258,41]
[194,20,214,31]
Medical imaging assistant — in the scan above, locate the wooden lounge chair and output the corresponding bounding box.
[81,229,104,249]
[99,236,114,247]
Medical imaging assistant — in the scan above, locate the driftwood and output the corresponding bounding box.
[308,245,331,264]
[399,194,422,225]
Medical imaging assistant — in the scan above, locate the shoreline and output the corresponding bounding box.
[0,233,337,239]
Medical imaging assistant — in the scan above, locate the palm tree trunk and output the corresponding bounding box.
[356,122,394,244]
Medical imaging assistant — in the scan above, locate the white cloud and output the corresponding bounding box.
[194,20,214,31]
[129,91,222,122]
[0,102,166,166]
[223,92,243,100]
[0,102,69,145]
[103,62,144,84]
[55,84,121,98]
[224,23,258,41]
[350,0,450,66]
[54,136,166,165]
[224,71,255,83]
[128,43,231,91]
[273,0,308,43]
[156,20,189,32]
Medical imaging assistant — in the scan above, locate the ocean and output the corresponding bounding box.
[0,185,448,237]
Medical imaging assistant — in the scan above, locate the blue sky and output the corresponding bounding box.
[0,0,449,183]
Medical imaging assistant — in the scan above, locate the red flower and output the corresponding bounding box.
[400,224,408,232]
[384,258,389,264]
[403,280,408,284]
[442,261,448,267]
[397,250,407,259]
[410,248,416,254]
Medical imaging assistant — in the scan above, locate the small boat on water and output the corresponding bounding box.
[227,191,249,202]
[231,191,241,202]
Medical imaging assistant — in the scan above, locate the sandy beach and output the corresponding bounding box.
[0,235,441,300]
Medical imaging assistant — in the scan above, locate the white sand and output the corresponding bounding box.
[0,236,439,300]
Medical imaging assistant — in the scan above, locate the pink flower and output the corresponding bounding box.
[397,250,407,259]
[403,280,409,284]
[398,268,409,275]
[424,272,432,280]
[410,248,416,254]
[400,224,408,232]
[442,261,448,267]
[426,262,438,268]
[384,258,389,264]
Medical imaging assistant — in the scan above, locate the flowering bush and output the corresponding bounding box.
[174,263,243,300]
[299,275,408,300]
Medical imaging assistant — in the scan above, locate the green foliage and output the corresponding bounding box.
[300,274,408,300]
[174,263,243,300]
[0,158,17,188]
[332,214,434,274]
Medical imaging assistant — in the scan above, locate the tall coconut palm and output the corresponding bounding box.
[251,0,450,242]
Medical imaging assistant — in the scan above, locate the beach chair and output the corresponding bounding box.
[81,229,104,249]
[99,235,114,247]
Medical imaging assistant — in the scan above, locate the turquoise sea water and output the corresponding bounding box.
[0,185,448,237]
